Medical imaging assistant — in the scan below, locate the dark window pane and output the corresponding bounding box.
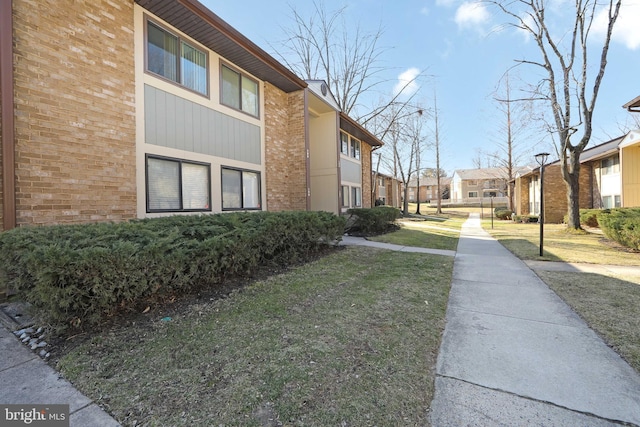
[147,22,178,82]
[148,157,181,210]
[222,168,242,209]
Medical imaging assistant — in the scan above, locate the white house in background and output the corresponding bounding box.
[450,168,509,203]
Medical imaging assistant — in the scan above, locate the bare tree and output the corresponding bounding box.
[376,105,424,216]
[491,71,535,210]
[491,0,622,229]
[432,92,444,214]
[275,1,387,117]
[276,1,429,126]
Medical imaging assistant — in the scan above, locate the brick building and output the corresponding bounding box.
[0,0,381,232]
[513,132,640,223]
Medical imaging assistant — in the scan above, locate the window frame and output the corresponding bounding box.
[144,16,209,97]
[220,62,260,118]
[601,156,620,176]
[340,132,350,156]
[350,136,361,160]
[351,186,362,207]
[221,166,262,211]
[341,185,350,207]
[145,154,212,213]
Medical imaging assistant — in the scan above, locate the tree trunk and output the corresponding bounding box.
[403,185,410,216]
[563,154,581,229]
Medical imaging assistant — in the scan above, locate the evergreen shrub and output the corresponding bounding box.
[0,211,345,329]
[597,208,640,250]
[345,206,401,235]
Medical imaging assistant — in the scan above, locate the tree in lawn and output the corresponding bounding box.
[375,104,425,216]
[491,0,622,229]
[490,71,536,211]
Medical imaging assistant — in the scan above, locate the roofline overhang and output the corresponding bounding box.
[136,0,307,93]
[623,95,640,113]
[339,112,383,148]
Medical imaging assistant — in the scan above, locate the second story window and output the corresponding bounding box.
[350,137,361,160]
[146,20,208,96]
[340,132,349,155]
[221,64,259,117]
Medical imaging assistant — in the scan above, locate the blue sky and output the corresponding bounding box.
[201,0,640,174]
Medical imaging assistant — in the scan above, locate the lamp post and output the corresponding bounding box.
[535,152,550,257]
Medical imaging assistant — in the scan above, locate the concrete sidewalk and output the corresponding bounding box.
[0,314,120,426]
[430,213,640,426]
[339,235,456,257]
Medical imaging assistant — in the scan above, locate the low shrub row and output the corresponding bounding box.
[494,208,513,220]
[597,208,640,250]
[512,215,539,223]
[345,206,401,235]
[0,211,345,330]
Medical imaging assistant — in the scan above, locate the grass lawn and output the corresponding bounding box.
[56,246,454,426]
[367,216,464,251]
[484,218,640,374]
[485,220,640,265]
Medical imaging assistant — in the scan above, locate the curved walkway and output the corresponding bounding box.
[430,213,640,426]
[339,235,456,257]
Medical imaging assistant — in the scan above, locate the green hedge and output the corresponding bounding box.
[0,211,345,329]
[597,208,640,250]
[563,209,604,227]
[512,215,539,223]
[345,206,401,235]
[494,208,513,220]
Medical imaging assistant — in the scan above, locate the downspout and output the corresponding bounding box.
[303,88,311,211]
[1,0,16,230]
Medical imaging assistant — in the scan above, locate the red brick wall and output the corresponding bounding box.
[12,0,136,226]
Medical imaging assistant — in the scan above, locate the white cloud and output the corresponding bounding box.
[516,12,537,42]
[455,1,490,30]
[592,0,640,50]
[393,68,421,97]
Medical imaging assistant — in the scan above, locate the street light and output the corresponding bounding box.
[535,152,550,257]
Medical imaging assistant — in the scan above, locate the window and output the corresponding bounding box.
[221,64,259,117]
[340,132,349,155]
[146,155,211,212]
[602,195,622,209]
[483,191,497,197]
[350,137,361,160]
[468,180,477,186]
[352,187,362,207]
[601,156,620,175]
[222,167,261,210]
[468,191,478,198]
[146,20,208,95]
[341,185,350,207]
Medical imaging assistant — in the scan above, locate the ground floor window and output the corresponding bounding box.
[146,155,211,213]
[352,187,362,207]
[602,195,621,209]
[222,167,261,210]
[468,191,478,198]
[341,185,350,207]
